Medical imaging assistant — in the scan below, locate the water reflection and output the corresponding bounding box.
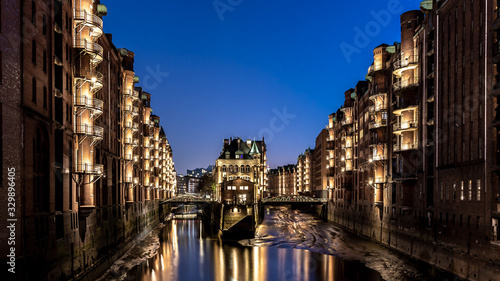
[129,219,382,281]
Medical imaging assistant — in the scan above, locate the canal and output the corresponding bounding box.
[98,206,461,281]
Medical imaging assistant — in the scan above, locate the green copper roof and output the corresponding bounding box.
[386,46,396,54]
[249,141,260,155]
[97,4,108,16]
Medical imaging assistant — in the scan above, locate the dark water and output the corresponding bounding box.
[101,207,461,281]
[126,219,382,281]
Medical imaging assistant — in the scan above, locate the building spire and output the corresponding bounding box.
[249,140,260,155]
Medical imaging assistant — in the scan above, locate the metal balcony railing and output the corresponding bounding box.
[368,62,383,74]
[122,89,140,99]
[74,163,103,174]
[74,96,103,112]
[73,39,103,62]
[393,77,419,92]
[74,69,104,88]
[75,124,103,138]
[369,154,387,162]
[369,119,387,129]
[341,119,353,126]
[393,142,419,152]
[393,55,419,70]
[393,120,418,132]
[74,10,103,31]
[369,103,387,113]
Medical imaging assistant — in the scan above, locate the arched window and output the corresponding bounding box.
[222,165,226,172]
[229,165,233,172]
[33,127,49,213]
[246,165,250,172]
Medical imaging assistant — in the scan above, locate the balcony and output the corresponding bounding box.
[369,154,387,162]
[393,77,419,93]
[326,140,335,150]
[75,124,103,139]
[73,39,103,63]
[123,105,139,116]
[369,89,387,100]
[393,120,418,133]
[123,89,140,99]
[74,96,103,116]
[74,10,103,36]
[369,137,386,146]
[74,163,103,174]
[393,142,419,152]
[369,119,387,130]
[367,62,383,76]
[368,177,385,185]
[341,119,353,126]
[74,70,104,91]
[123,137,139,147]
[393,55,419,77]
[369,103,387,113]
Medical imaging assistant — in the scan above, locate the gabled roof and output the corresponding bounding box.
[218,138,265,160]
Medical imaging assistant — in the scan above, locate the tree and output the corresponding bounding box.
[198,174,215,195]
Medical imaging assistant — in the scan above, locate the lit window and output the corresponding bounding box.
[453,182,457,201]
[468,180,472,201]
[477,179,481,201]
[460,181,464,201]
[244,186,248,190]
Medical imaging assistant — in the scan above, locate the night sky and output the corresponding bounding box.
[103,0,420,174]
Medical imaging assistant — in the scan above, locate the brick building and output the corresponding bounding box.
[320,1,500,279]
[214,137,267,202]
[0,1,177,280]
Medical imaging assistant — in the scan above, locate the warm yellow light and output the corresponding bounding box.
[91,77,97,83]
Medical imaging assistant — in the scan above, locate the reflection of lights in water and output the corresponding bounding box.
[160,255,164,271]
[232,248,238,280]
[253,247,259,280]
[151,269,156,281]
[244,248,250,280]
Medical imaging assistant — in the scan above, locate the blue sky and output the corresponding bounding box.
[103,0,420,174]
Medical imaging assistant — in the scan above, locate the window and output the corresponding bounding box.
[246,165,250,172]
[460,181,464,201]
[229,165,233,172]
[453,182,457,200]
[240,186,244,190]
[42,14,47,35]
[42,50,46,73]
[43,87,47,109]
[446,182,450,200]
[468,180,472,201]
[32,40,36,65]
[31,1,36,26]
[477,179,481,201]
[244,186,248,190]
[440,182,444,200]
[32,78,37,103]
[222,165,226,172]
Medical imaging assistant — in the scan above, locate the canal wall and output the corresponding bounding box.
[326,201,500,281]
[32,200,171,281]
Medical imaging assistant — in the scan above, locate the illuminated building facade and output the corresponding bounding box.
[322,1,500,279]
[0,1,176,279]
[214,138,267,202]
